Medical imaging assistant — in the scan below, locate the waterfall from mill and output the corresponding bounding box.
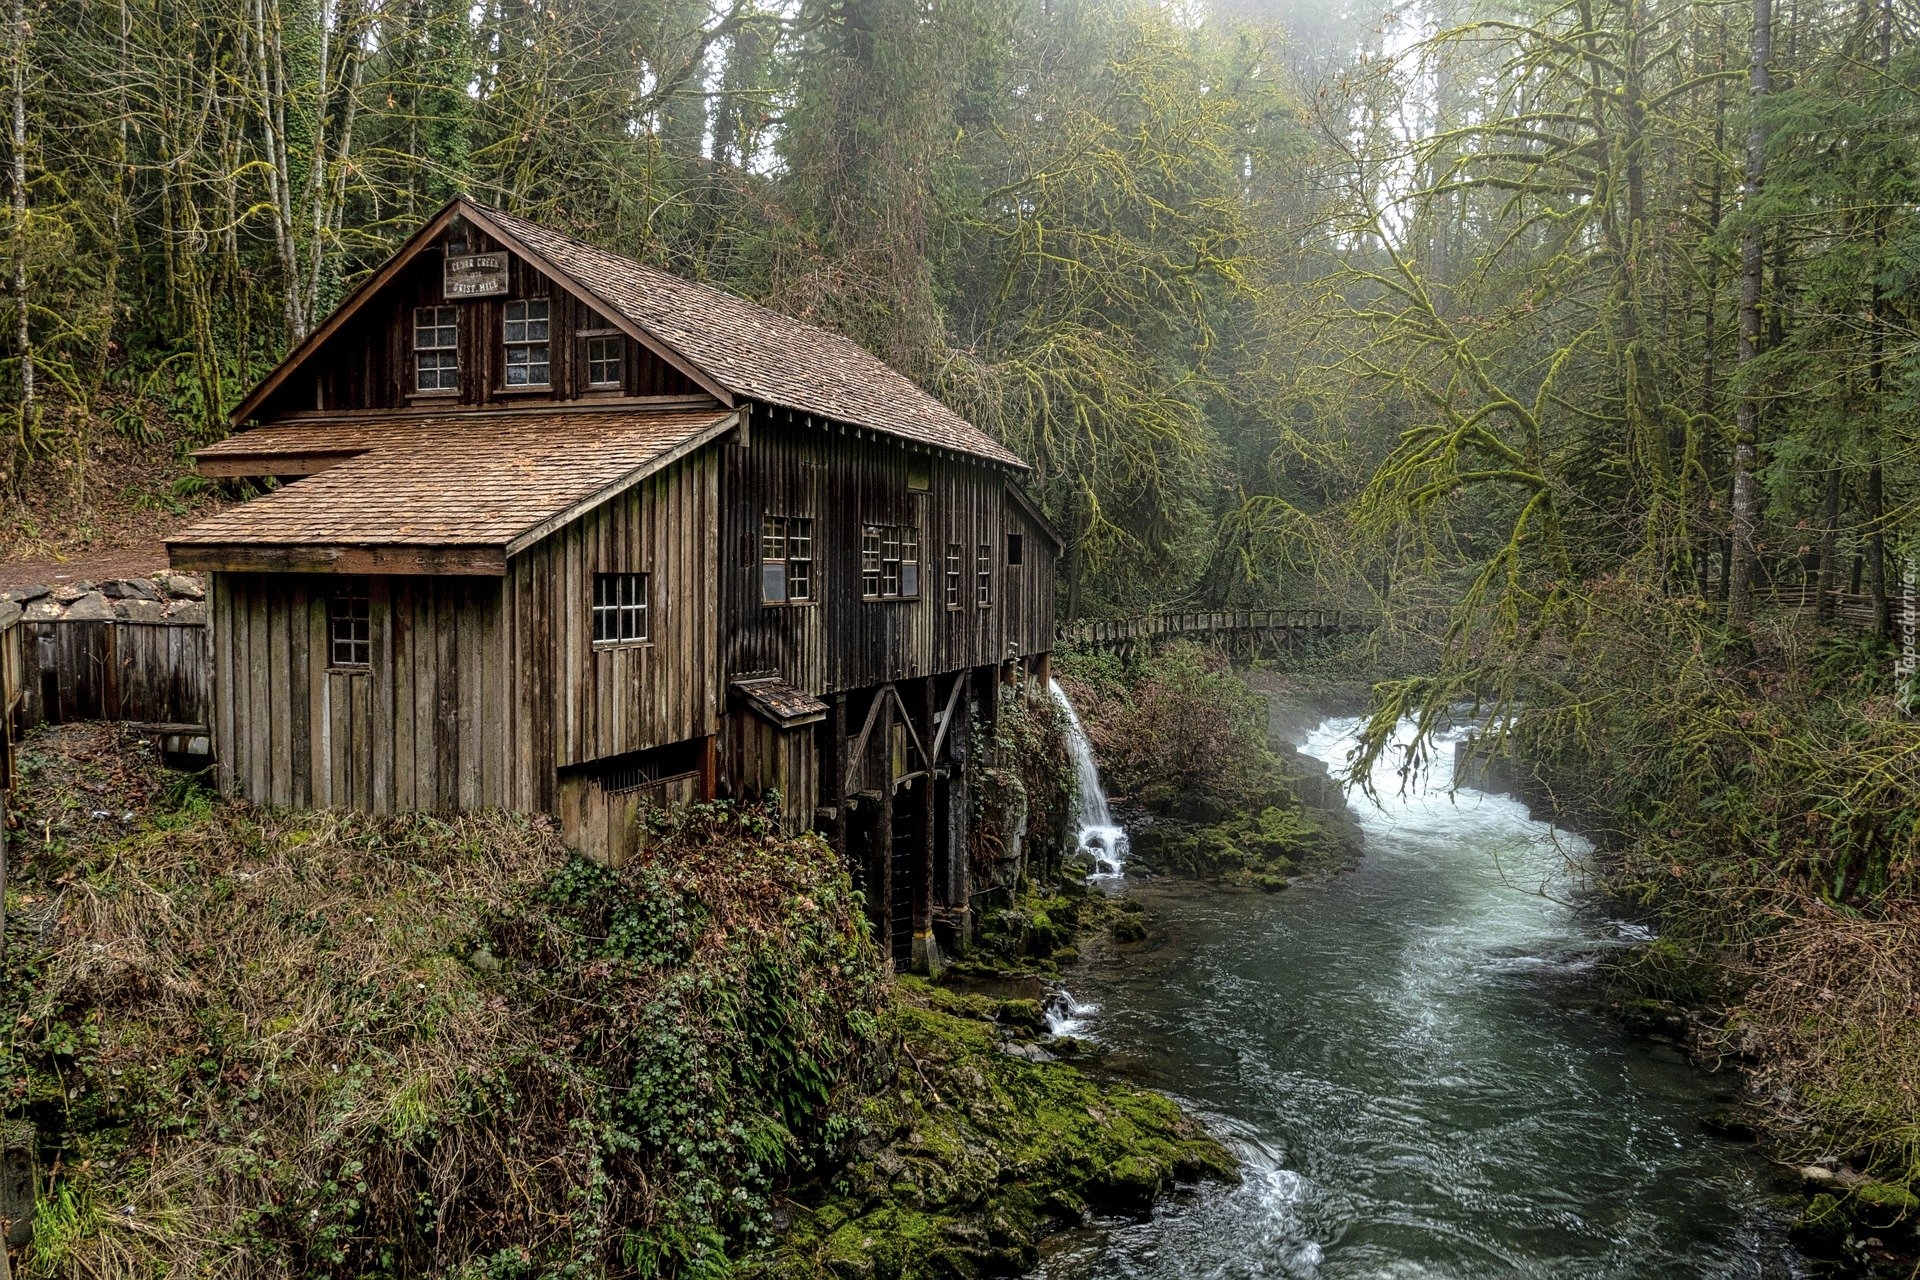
[1049,679,1128,876]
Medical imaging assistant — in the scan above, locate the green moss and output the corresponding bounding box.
[753,996,1237,1278]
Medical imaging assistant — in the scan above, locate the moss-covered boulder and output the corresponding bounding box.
[755,993,1237,1278]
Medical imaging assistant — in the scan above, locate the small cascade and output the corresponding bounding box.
[1048,678,1129,876]
[1043,987,1099,1039]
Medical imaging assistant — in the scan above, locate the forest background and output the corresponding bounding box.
[7,0,1920,1202]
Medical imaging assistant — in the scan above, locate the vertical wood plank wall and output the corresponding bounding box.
[254,227,700,421]
[719,410,1051,698]
[212,572,508,811]
[507,449,721,812]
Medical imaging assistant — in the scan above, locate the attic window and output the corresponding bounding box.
[586,335,623,388]
[503,299,551,386]
[1007,532,1024,566]
[413,307,458,392]
[328,580,371,668]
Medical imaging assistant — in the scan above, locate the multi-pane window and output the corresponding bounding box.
[1007,532,1024,566]
[944,543,963,609]
[760,515,815,605]
[503,299,551,386]
[976,543,993,608]
[328,581,371,668]
[413,307,458,392]
[586,335,623,387]
[861,523,920,599]
[592,573,650,644]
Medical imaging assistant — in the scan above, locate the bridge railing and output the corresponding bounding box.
[1055,608,1386,650]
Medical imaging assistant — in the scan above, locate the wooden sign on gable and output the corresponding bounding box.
[444,251,509,298]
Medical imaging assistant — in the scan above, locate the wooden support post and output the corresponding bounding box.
[830,693,848,856]
[913,676,938,974]
[875,692,895,965]
[698,733,718,802]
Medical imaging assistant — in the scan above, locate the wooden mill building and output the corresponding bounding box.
[165,198,1058,968]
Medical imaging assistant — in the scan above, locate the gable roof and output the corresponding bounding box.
[167,408,736,574]
[229,198,1026,470]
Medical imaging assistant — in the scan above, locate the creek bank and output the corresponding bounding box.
[1444,702,1920,1278]
[0,720,1232,1279]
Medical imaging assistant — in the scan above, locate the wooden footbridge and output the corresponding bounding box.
[1055,607,1392,658]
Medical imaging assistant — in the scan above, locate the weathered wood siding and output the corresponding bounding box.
[723,710,819,834]
[15,620,209,730]
[1002,497,1057,663]
[506,448,722,812]
[253,224,699,421]
[720,408,1046,697]
[211,573,508,811]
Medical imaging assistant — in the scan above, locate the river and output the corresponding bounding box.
[1036,713,1805,1279]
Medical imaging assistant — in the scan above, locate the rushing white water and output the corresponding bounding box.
[1050,678,1129,876]
[1037,712,1803,1280]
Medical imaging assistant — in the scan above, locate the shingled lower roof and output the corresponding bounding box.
[470,204,1027,469]
[168,408,736,575]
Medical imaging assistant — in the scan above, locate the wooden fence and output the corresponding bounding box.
[0,612,211,792]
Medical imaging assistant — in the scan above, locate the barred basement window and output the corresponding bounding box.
[861,523,919,599]
[944,543,963,609]
[503,299,551,386]
[328,580,371,668]
[760,515,815,604]
[592,573,650,644]
[413,306,458,392]
[586,335,623,387]
[976,543,993,608]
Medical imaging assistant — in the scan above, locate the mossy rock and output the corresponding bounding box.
[1789,1192,1852,1255]
[1111,915,1149,944]
[1854,1181,1920,1230]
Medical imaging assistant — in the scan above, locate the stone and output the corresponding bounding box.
[63,591,115,621]
[1,583,49,604]
[166,601,207,623]
[23,598,62,621]
[1799,1165,1837,1185]
[159,572,206,600]
[50,583,85,603]
[101,578,158,601]
[0,601,17,629]
[117,598,168,622]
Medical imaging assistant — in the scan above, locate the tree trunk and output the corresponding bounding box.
[1814,466,1842,619]
[10,0,29,439]
[1728,0,1770,625]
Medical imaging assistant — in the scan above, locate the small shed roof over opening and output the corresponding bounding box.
[167,407,736,576]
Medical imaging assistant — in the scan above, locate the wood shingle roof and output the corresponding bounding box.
[168,408,735,569]
[470,204,1027,469]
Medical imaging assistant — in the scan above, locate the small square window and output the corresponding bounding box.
[413,307,458,392]
[592,573,649,644]
[329,580,371,668]
[587,335,623,387]
[504,299,551,386]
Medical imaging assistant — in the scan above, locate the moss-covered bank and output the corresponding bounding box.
[0,723,1228,1278]
[1447,587,1920,1274]
[1053,644,1356,888]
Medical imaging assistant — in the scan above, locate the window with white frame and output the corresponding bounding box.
[503,299,551,386]
[976,543,993,608]
[944,543,962,609]
[413,307,458,392]
[760,515,815,604]
[328,580,371,668]
[592,573,649,644]
[586,335,623,387]
[861,523,919,599]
